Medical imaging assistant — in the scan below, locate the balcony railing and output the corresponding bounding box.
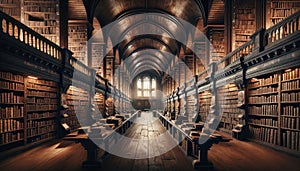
[0,11,61,60]
[265,10,300,47]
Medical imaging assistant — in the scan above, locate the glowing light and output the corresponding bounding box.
[28,76,38,80]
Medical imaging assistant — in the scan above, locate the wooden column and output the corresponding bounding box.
[256,0,267,30]
[224,0,233,55]
[59,0,68,48]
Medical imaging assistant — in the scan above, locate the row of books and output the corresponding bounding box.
[282,68,300,81]
[220,107,241,114]
[236,8,254,14]
[281,117,300,130]
[0,0,19,4]
[27,82,57,92]
[27,112,56,120]
[0,119,24,133]
[282,80,300,90]
[27,90,56,98]
[0,72,24,82]
[249,118,278,127]
[27,97,57,104]
[0,106,24,118]
[282,130,300,151]
[249,76,279,87]
[234,21,255,29]
[0,8,20,17]
[219,99,239,104]
[0,92,24,104]
[271,1,300,9]
[31,27,57,35]
[23,5,57,13]
[69,26,87,33]
[248,105,278,116]
[249,126,278,145]
[249,95,278,103]
[281,92,300,102]
[282,106,300,116]
[0,81,24,91]
[27,125,55,137]
[25,20,57,27]
[0,132,23,145]
[27,132,55,143]
[271,8,298,18]
[249,86,277,94]
[27,120,55,128]
[26,104,57,112]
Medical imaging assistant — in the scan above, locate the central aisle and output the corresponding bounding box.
[101,111,196,171]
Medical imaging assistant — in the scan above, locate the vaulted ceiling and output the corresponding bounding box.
[69,0,223,79]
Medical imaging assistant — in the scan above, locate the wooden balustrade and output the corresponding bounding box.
[216,39,254,71]
[265,10,300,47]
[0,11,61,60]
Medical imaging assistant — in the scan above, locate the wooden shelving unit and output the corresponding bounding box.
[22,0,60,45]
[0,71,25,149]
[207,27,225,62]
[199,90,212,122]
[232,0,256,50]
[105,97,114,116]
[218,83,243,134]
[0,71,59,151]
[94,92,105,117]
[0,0,21,21]
[247,68,300,152]
[267,0,300,27]
[92,42,104,77]
[25,77,58,143]
[65,86,89,132]
[106,57,113,83]
[186,95,197,122]
[280,67,300,151]
[68,22,88,65]
[247,73,279,145]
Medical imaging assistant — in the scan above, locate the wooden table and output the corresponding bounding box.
[63,133,106,168]
[63,111,139,168]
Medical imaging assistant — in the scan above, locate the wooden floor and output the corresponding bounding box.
[0,112,300,171]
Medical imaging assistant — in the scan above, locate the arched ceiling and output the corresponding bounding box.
[82,0,212,79]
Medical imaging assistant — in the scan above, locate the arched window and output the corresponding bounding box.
[137,78,142,97]
[136,76,157,97]
[151,78,156,97]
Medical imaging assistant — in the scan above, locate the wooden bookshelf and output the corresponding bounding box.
[94,92,105,117]
[267,0,300,27]
[0,0,21,21]
[280,67,300,151]
[186,95,197,122]
[65,86,89,132]
[22,0,60,45]
[218,83,243,134]
[232,0,256,50]
[0,71,25,148]
[106,97,114,116]
[247,68,300,152]
[199,90,212,122]
[0,71,59,150]
[106,57,113,83]
[92,42,104,77]
[25,77,58,143]
[247,73,279,145]
[207,27,225,62]
[68,22,88,65]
